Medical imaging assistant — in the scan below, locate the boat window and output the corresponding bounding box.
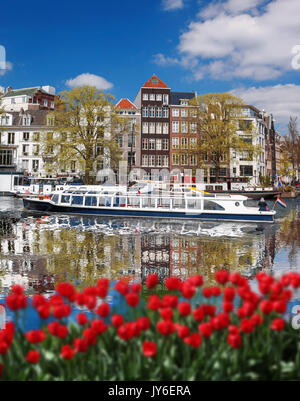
[85,196,98,206]
[215,186,223,191]
[205,185,214,191]
[187,199,196,209]
[104,197,112,207]
[203,200,225,211]
[51,194,59,204]
[172,197,185,209]
[61,195,71,203]
[235,202,240,207]
[71,195,83,205]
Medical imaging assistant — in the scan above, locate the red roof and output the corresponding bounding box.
[116,98,137,110]
[142,75,169,89]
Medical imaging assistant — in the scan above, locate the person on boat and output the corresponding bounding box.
[258,197,268,211]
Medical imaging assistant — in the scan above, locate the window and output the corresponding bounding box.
[142,93,148,101]
[33,145,40,155]
[128,134,135,148]
[23,116,31,126]
[190,123,197,133]
[156,94,162,101]
[128,152,135,166]
[172,121,179,133]
[163,123,169,134]
[149,122,155,134]
[156,123,162,134]
[162,155,169,167]
[181,122,188,133]
[142,107,148,117]
[172,138,179,149]
[156,107,162,118]
[181,154,188,165]
[71,161,76,172]
[219,168,227,177]
[0,149,13,166]
[33,132,40,141]
[43,99,48,107]
[85,196,98,207]
[156,155,162,167]
[240,165,253,176]
[172,109,179,117]
[149,94,155,101]
[23,132,30,141]
[190,155,197,166]
[172,154,179,165]
[149,155,155,167]
[163,107,169,118]
[50,101,54,109]
[156,139,162,150]
[190,138,197,148]
[149,139,155,150]
[181,137,188,149]
[47,116,55,126]
[142,155,148,167]
[163,94,169,105]
[142,139,148,150]
[180,100,188,106]
[22,159,29,170]
[8,132,15,144]
[32,160,39,171]
[162,139,169,150]
[71,196,83,205]
[142,123,148,134]
[149,107,155,117]
[181,109,188,117]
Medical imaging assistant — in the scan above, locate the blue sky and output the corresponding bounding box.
[0,0,300,134]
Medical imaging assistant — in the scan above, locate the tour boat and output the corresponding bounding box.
[22,186,276,223]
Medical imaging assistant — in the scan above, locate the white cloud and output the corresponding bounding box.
[199,0,266,18]
[231,84,300,132]
[0,61,13,76]
[162,0,184,11]
[66,73,113,90]
[153,53,180,66]
[158,0,300,81]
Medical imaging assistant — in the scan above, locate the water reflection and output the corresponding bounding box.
[0,197,299,296]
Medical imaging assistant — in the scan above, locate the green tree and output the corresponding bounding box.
[282,116,299,180]
[190,93,261,182]
[42,86,125,184]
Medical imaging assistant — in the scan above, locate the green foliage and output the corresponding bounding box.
[42,86,125,184]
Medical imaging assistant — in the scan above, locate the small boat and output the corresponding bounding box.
[22,186,276,223]
[197,183,281,200]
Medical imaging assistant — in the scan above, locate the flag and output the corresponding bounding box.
[277,197,287,208]
[278,176,283,188]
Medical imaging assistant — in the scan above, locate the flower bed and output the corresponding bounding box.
[1,271,300,380]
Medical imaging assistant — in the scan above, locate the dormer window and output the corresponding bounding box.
[0,115,10,125]
[23,116,31,126]
[47,116,55,126]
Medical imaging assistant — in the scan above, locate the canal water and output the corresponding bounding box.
[0,195,300,329]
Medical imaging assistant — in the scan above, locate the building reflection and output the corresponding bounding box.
[0,210,299,295]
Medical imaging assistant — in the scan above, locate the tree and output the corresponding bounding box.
[42,86,126,184]
[189,93,261,183]
[282,116,299,180]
